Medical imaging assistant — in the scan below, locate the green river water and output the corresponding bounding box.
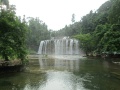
[0,55,120,90]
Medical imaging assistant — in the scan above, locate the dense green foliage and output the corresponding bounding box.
[0,0,51,56]
[109,0,120,24]
[74,33,94,55]
[21,0,120,56]
[99,24,120,53]
[53,0,120,56]
[0,9,28,61]
[1,0,120,58]
[26,17,50,52]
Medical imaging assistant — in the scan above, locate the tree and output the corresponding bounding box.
[49,0,120,57]
[97,0,112,13]
[0,0,9,9]
[71,13,75,23]
[81,11,97,34]
[74,33,94,55]
[93,24,111,53]
[99,24,120,53]
[109,0,120,24]
[26,17,50,52]
[0,10,28,61]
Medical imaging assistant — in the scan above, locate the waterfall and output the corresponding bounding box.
[38,41,44,54]
[38,38,80,55]
[70,39,73,55]
[66,39,68,55]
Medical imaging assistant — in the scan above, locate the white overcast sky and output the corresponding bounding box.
[9,0,108,30]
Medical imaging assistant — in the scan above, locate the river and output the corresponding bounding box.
[0,55,120,90]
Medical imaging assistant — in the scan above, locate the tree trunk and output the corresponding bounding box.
[3,52,9,61]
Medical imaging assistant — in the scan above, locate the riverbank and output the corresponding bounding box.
[0,54,120,74]
[0,60,23,73]
[0,65,23,73]
[86,53,120,61]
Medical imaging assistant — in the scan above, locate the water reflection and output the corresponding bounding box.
[39,57,80,72]
[38,56,86,90]
[0,72,47,90]
[0,57,120,90]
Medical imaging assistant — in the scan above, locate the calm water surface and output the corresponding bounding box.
[0,55,120,90]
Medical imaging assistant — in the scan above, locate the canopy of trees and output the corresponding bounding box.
[52,0,120,56]
[26,17,50,52]
[0,0,50,63]
[0,9,28,61]
[1,0,120,58]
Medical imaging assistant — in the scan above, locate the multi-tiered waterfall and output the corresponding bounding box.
[38,38,80,55]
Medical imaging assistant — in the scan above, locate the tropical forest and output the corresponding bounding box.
[0,0,120,90]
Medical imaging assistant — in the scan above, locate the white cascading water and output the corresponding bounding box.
[38,38,80,55]
[38,41,44,54]
[70,39,73,54]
